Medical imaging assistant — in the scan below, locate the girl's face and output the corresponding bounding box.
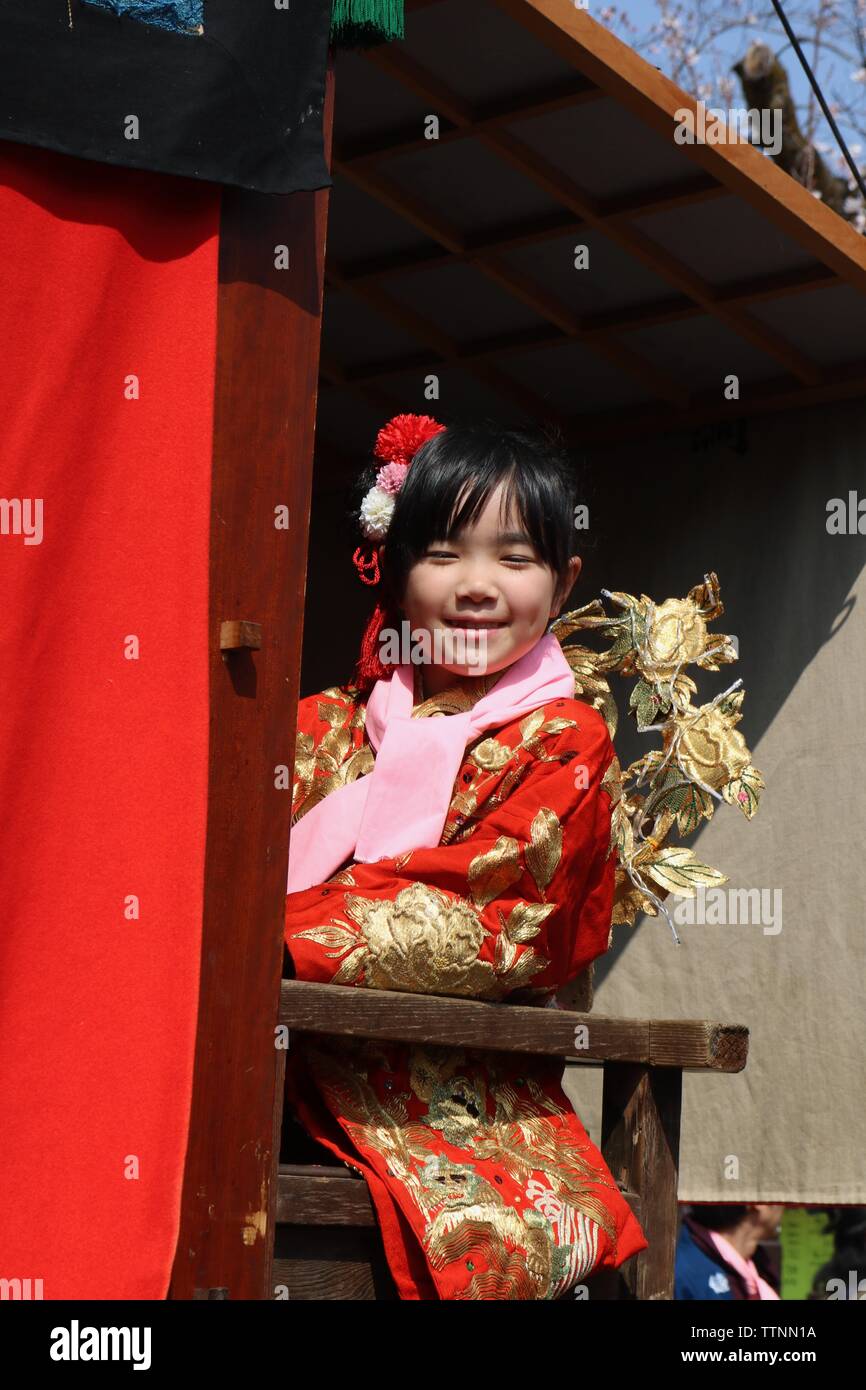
[397,481,581,695]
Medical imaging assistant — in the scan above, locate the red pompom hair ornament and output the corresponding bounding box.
[373,413,446,467]
[351,412,446,691]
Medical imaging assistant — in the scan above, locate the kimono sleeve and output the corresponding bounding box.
[284,704,618,1001]
[291,686,369,822]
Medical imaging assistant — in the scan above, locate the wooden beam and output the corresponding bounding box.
[277,1165,378,1227]
[335,75,602,165]
[493,0,866,295]
[167,54,336,1303]
[280,980,750,1070]
[331,177,727,287]
[579,262,836,333]
[323,265,837,387]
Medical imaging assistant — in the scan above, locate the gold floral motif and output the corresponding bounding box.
[441,811,487,847]
[559,645,619,737]
[290,880,549,999]
[641,597,708,682]
[352,883,494,995]
[469,710,580,774]
[469,737,514,772]
[666,701,751,793]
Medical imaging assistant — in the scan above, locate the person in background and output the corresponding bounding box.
[807,1207,866,1299]
[675,1203,782,1300]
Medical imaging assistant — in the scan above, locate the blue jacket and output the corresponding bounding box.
[675,1216,763,1300]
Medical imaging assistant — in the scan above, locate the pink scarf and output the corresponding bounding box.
[709,1230,780,1300]
[287,633,576,894]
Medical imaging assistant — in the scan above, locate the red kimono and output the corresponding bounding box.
[284,673,648,1299]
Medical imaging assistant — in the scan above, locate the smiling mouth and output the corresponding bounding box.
[444,619,507,628]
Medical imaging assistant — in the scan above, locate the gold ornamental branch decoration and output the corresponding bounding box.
[550,573,765,945]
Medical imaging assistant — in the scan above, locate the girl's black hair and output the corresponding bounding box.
[356,420,584,613]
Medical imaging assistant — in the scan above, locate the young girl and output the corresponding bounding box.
[283,414,648,1300]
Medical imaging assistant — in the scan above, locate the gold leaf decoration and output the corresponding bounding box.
[641,847,728,897]
[494,931,518,973]
[327,866,357,886]
[318,727,352,771]
[330,945,367,985]
[505,901,556,943]
[467,836,522,908]
[317,700,348,728]
[518,709,546,742]
[497,948,549,990]
[537,716,580,735]
[292,688,368,823]
[722,764,765,819]
[290,923,359,957]
[525,808,562,894]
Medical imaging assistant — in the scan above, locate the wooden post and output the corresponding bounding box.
[169,50,336,1301]
[600,1062,683,1300]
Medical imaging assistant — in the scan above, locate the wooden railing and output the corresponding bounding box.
[274,978,749,1301]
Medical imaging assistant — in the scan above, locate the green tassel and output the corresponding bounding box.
[329,0,404,50]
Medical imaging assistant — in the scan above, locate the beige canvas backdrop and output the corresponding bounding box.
[561,394,866,1203]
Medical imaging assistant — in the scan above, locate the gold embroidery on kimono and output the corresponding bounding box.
[292,688,372,823]
[290,676,581,1000]
[300,1035,619,1300]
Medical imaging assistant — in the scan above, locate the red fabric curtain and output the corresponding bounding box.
[0,142,220,1297]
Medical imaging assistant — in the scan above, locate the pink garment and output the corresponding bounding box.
[286,633,576,894]
[708,1230,780,1300]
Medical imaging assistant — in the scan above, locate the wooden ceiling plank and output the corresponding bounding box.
[364,45,476,127]
[336,130,689,405]
[334,177,730,287]
[336,76,603,167]
[717,262,836,307]
[328,259,457,358]
[326,259,564,422]
[482,123,825,386]
[474,251,687,404]
[360,41,823,387]
[334,156,466,254]
[327,325,563,382]
[328,261,837,389]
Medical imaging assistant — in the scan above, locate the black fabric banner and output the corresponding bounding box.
[0,0,333,194]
